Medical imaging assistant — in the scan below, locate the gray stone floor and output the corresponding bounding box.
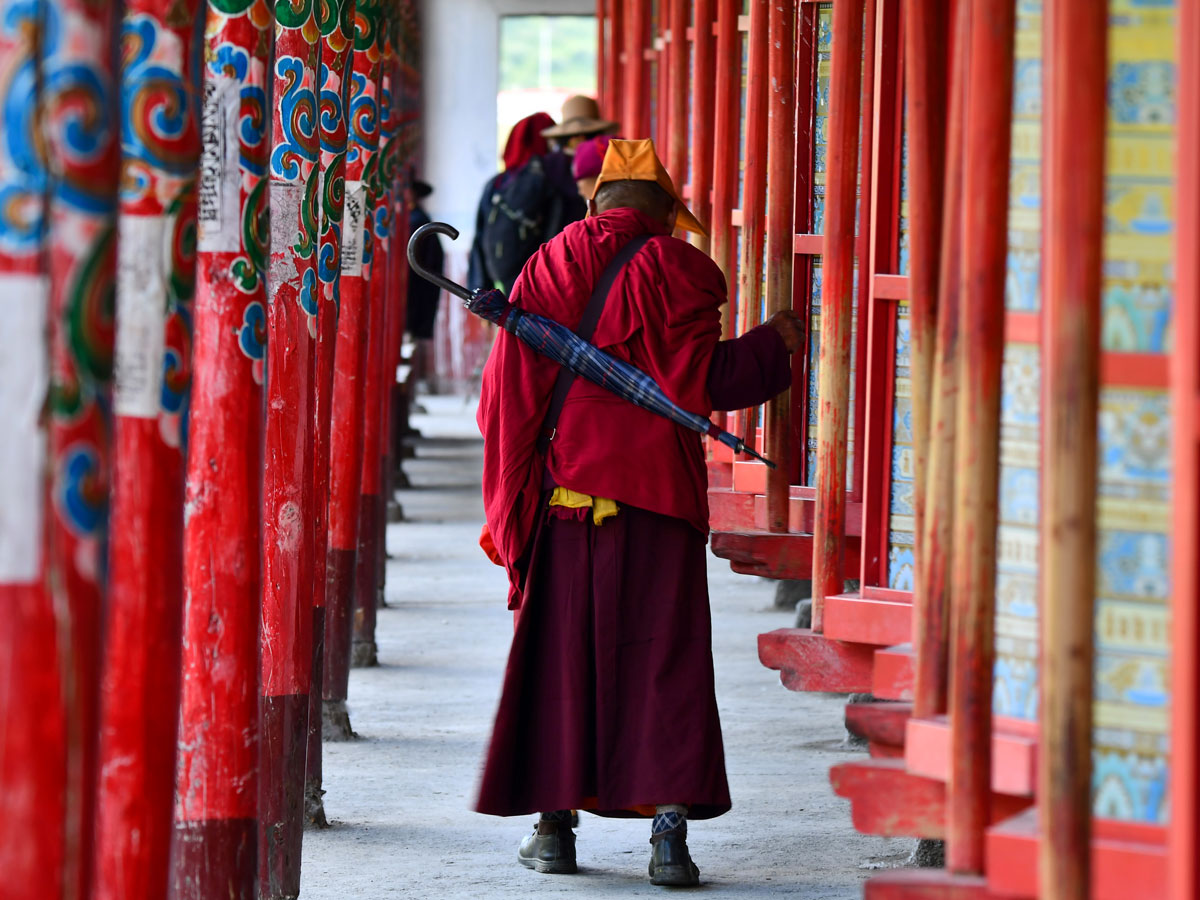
[300,396,912,898]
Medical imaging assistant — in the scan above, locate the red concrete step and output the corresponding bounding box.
[904,715,1038,797]
[985,807,1167,900]
[712,531,816,579]
[845,700,912,750]
[824,593,912,646]
[872,643,915,701]
[864,870,991,899]
[829,759,947,839]
[758,627,874,693]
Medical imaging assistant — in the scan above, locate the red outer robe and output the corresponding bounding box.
[477,207,727,608]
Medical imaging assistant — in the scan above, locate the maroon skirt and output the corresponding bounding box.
[475,501,731,820]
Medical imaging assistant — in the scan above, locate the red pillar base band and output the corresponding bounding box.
[321,699,355,742]
[258,693,308,899]
[169,819,256,900]
[324,546,356,704]
[352,493,381,669]
[305,605,327,828]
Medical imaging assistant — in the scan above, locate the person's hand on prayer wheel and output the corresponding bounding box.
[765,309,805,353]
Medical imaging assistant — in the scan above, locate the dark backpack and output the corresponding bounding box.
[481,158,552,287]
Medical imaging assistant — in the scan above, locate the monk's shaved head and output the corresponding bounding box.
[592,180,677,223]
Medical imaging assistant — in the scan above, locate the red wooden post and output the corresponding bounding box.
[710,0,740,333]
[604,0,623,123]
[0,7,60,896]
[1038,0,1105,895]
[96,3,201,898]
[690,0,716,257]
[916,0,968,722]
[902,0,949,584]
[596,0,606,113]
[325,0,382,737]
[173,4,270,897]
[810,0,865,624]
[1170,1,1200,896]
[763,0,796,531]
[666,0,688,192]
[39,2,122,896]
[904,0,951,719]
[260,3,320,895]
[624,0,650,138]
[912,0,962,720]
[353,5,393,669]
[946,0,1014,874]
[308,0,358,827]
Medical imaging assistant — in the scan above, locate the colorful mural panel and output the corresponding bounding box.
[1090,0,1175,825]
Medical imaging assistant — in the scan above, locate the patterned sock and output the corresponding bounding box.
[538,809,572,833]
[651,804,688,838]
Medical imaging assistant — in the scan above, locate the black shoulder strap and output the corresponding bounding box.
[537,233,653,455]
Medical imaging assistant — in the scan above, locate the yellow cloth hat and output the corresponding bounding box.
[591,138,707,237]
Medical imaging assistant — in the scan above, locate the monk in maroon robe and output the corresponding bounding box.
[475,139,801,886]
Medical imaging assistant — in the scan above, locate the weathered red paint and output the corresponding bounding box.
[902,0,950,594]
[709,0,741,349]
[308,0,358,827]
[946,0,1014,875]
[325,6,382,729]
[96,3,201,898]
[174,4,270,897]
[353,23,393,669]
[763,0,796,532]
[666,0,688,196]
[1039,0,1105,895]
[35,3,123,896]
[602,0,623,122]
[758,627,875,694]
[810,0,866,626]
[623,0,651,139]
[260,4,320,895]
[689,0,715,258]
[1170,2,1200,897]
[913,0,967,722]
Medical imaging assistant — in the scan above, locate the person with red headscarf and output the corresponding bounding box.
[468,112,587,294]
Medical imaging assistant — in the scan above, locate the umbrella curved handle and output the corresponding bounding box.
[407,221,473,302]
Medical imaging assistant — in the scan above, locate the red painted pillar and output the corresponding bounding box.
[173,4,271,898]
[916,0,969,721]
[96,3,201,899]
[710,0,741,314]
[0,8,61,897]
[604,0,623,123]
[945,0,1014,874]
[666,0,688,186]
[690,0,716,257]
[353,7,392,669]
[260,2,321,896]
[308,0,358,829]
[623,0,650,138]
[763,0,796,532]
[324,1,382,738]
[40,2,122,896]
[1039,0,1105,894]
[811,0,865,626]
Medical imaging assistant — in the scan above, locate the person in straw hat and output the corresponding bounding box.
[541,94,619,153]
[474,139,804,886]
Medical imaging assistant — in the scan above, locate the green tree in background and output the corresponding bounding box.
[499,16,597,93]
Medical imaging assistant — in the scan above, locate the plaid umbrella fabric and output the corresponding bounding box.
[467,288,775,468]
[407,221,775,468]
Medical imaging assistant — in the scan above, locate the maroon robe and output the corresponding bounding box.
[474,213,791,818]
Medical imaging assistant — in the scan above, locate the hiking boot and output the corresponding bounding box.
[517,823,578,874]
[648,827,700,887]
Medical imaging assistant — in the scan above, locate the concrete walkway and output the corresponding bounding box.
[301,396,913,898]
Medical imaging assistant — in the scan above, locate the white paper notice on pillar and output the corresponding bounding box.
[0,274,49,581]
[197,74,241,254]
[342,180,366,276]
[115,214,170,419]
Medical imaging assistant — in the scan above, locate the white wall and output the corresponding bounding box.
[419,0,595,274]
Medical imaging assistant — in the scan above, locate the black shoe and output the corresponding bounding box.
[648,827,700,887]
[517,823,578,874]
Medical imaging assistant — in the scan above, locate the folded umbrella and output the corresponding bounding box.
[407,222,775,468]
